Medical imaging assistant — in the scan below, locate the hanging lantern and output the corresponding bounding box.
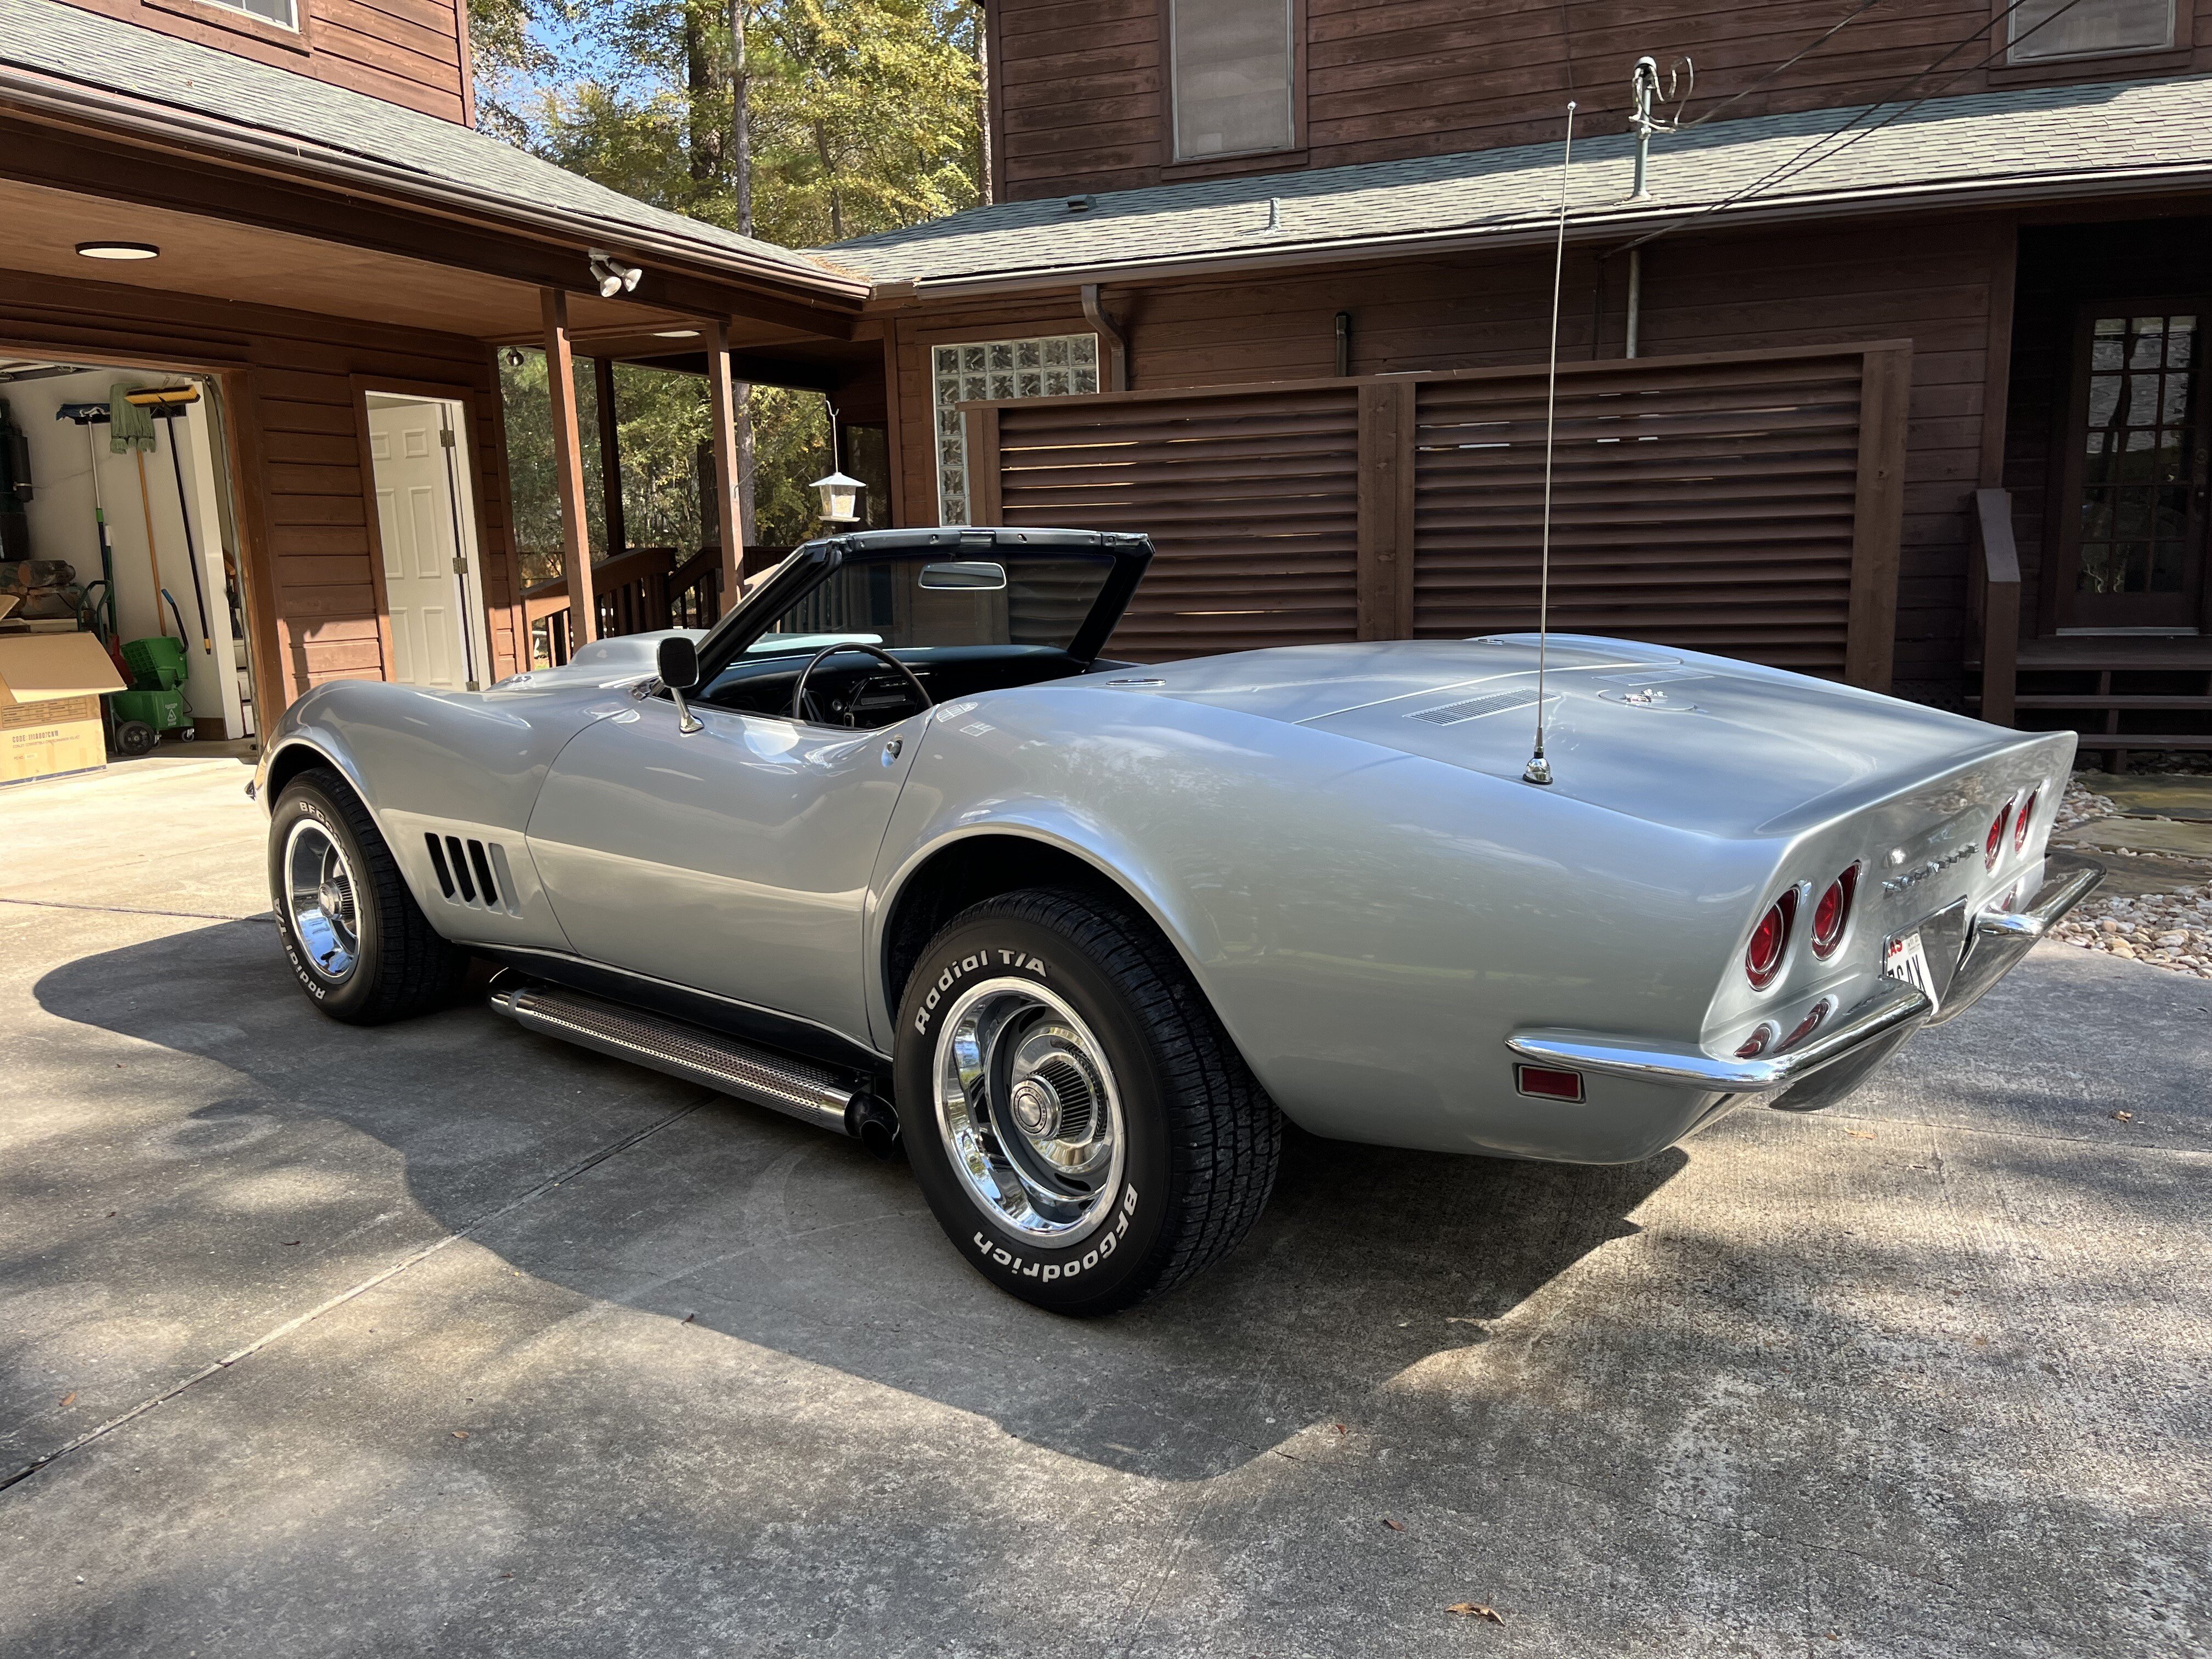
[810,470,864,524]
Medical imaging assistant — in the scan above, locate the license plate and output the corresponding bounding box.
[1884,929,1940,1011]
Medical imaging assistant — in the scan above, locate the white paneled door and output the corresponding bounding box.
[368,397,486,691]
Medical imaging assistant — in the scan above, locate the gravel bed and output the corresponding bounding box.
[2045,778,2212,980]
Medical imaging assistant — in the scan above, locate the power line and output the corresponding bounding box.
[1615,0,2094,255]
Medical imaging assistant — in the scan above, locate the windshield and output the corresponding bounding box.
[746,551,1118,658]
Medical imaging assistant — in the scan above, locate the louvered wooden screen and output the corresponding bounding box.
[1411,351,1897,678]
[968,386,1362,659]
[963,343,1908,685]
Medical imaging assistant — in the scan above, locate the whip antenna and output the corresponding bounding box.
[1524,100,1576,788]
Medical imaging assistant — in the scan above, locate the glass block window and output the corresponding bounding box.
[2078,314,2198,596]
[932,334,1099,524]
[2008,0,2171,61]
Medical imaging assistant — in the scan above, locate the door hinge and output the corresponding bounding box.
[452,557,469,575]
[465,679,481,691]
[439,427,458,448]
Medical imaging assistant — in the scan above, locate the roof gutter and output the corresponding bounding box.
[0,63,870,307]
[889,160,2212,299]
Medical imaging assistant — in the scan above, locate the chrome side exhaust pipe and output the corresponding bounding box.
[489,979,860,1135]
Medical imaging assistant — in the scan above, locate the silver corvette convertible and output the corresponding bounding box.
[255,527,2100,1312]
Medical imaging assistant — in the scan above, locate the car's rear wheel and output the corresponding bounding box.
[268,766,471,1024]
[894,886,1280,1313]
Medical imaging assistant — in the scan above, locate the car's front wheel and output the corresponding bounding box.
[268,766,472,1024]
[894,887,1281,1314]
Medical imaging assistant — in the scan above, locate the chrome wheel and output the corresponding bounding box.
[283,819,360,984]
[934,978,1125,1245]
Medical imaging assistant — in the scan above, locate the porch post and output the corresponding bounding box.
[540,287,596,645]
[705,318,745,611]
[592,354,626,556]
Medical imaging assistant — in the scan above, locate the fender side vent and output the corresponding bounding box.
[1409,689,1549,725]
[426,832,520,916]
[425,834,456,899]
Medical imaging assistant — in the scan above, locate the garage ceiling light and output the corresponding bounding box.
[76,241,160,261]
[652,329,701,338]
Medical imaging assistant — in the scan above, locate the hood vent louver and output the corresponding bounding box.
[1409,688,1551,726]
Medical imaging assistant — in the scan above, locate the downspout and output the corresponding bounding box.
[1626,247,1643,359]
[1080,283,1130,391]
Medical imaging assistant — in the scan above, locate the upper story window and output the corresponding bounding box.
[1170,0,1295,161]
[204,0,301,25]
[2007,0,2172,62]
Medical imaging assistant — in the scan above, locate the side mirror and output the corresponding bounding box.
[656,635,699,690]
[657,636,703,734]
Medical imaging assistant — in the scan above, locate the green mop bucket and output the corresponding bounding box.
[123,635,190,691]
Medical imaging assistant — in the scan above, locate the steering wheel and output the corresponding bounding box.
[787,641,934,727]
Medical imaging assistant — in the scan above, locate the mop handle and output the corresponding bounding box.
[162,416,215,653]
[133,448,170,641]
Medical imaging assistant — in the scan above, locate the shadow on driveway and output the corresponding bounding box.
[26,917,1684,1483]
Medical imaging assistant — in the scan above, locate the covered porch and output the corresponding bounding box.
[1970,211,2212,770]
[0,0,877,710]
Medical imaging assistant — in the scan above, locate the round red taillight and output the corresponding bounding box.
[1810,864,1858,959]
[1745,891,1794,990]
[1984,803,2011,871]
[2014,791,2037,853]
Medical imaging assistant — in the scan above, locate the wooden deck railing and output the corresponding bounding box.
[524,545,791,667]
[1966,488,2021,728]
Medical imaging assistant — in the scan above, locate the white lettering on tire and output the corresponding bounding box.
[970,1187,1139,1284]
[913,947,1052,1035]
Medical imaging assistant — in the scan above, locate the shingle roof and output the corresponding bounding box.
[825,75,2212,287]
[0,0,853,294]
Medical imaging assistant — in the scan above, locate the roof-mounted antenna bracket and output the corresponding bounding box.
[1629,54,1693,202]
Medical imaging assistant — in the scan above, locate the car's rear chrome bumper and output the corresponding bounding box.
[1507,851,2104,1113]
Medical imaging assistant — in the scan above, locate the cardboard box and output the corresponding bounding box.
[0,633,127,787]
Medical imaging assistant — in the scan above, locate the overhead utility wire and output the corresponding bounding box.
[1614,0,2093,255]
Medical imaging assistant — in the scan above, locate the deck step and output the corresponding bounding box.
[488,979,860,1134]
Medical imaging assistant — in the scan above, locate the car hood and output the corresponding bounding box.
[1104,635,2049,838]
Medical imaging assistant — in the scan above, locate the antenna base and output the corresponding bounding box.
[1522,755,1554,786]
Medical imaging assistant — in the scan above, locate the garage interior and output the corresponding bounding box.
[1,359,259,752]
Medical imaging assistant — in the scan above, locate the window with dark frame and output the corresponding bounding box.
[2074,313,2199,605]
[2007,0,2171,62]
[1170,0,1295,161]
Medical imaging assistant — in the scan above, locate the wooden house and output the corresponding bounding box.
[824,0,2212,765]
[7,0,2211,766]
[0,0,876,731]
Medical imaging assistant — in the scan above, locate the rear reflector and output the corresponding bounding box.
[1985,803,2011,871]
[1781,1001,1831,1050]
[2015,791,2038,853]
[1515,1064,1585,1103]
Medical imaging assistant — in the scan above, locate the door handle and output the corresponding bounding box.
[881,738,903,765]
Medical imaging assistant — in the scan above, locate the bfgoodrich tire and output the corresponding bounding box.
[895,887,1281,1314]
[267,766,471,1025]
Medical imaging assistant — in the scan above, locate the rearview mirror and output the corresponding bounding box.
[918,561,1007,591]
[656,635,699,690]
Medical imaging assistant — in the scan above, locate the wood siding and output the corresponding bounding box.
[57,0,471,124]
[885,211,2009,691]
[0,267,524,711]
[964,345,1908,682]
[991,0,2212,200]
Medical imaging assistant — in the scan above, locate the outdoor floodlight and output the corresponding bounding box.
[588,251,643,297]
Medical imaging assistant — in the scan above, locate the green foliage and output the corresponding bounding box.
[485,0,979,571]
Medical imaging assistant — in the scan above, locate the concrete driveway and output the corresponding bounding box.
[2,754,2207,1658]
